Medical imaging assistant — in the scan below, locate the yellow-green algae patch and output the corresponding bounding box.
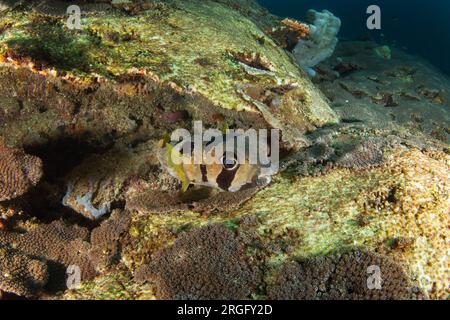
[63,269,157,300]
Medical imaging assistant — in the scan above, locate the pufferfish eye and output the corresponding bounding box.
[221,153,239,171]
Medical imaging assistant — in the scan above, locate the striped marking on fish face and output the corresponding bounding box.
[182,162,221,190]
[177,152,263,192]
[159,133,274,192]
[226,163,260,192]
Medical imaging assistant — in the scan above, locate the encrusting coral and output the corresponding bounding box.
[0,246,49,298]
[135,224,262,300]
[0,143,43,202]
[0,209,138,297]
[267,250,423,300]
[89,209,132,271]
[0,220,96,291]
[334,137,385,170]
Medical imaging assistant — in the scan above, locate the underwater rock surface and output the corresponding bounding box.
[0,1,448,300]
[315,41,450,142]
[0,0,337,151]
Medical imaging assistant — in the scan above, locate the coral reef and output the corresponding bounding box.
[0,246,49,298]
[0,0,337,152]
[316,41,450,142]
[0,212,134,296]
[55,137,449,300]
[280,126,397,178]
[89,209,131,270]
[241,148,449,299]
[0,0,448,301]
[0,220,96,291]
[0,144,43,202]
[237,83,338,150]
[334,137,385,169]
[135,224,262,300]
[267,250,422,300]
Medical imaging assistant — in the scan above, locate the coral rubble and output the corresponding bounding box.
[316,41,450,142]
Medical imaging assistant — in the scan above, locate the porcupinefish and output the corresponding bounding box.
[158,128,279,192]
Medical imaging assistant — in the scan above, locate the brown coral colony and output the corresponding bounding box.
[0,144,43,202]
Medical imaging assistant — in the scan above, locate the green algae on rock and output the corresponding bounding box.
[0,0,337,151]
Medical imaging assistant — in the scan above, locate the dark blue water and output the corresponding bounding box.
[259,0,450,75]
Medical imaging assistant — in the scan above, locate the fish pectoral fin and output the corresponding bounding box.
[182,180,191,193]
[158,134,171,148]
[166,143,191,192]
[222,122,230,134]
